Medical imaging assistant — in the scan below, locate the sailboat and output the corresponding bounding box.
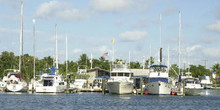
[35,24,66,93]
[5,0,27,92]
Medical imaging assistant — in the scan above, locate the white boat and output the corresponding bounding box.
[35,24,66,93]
[145,65,171,95]
[200,75,212,89]
[178,73,203,96]
[72,79,87,89]
[107,64,133,94]
[3,69,27,92]
[35,66,66,93]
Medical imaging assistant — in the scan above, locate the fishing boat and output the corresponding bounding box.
[144,65,171,95]
[107,64,134,94]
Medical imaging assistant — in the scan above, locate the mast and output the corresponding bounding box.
[112,39,115,65]
[178,11,181,75]
[159,14,162,65]
[66,35,68,75]
[33,19,36,79]
[55,24,58,71]
[168,46,170,74]
[160,14,162,48]
[90,53,93,69]
[19,0,23,72]
[129,50,130,68]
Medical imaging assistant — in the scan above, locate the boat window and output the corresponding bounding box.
[111,73,116,76]
[59,82,64,85]
[124,73,130,77]
[118,73,123,76]
[43,80,53,86]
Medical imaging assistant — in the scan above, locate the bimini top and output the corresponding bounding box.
[150,65,167,68]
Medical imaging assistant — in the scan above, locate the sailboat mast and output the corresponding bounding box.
[19,0,23,72]
[178,11,181,75]
[159,14,162,65]
[90,53,93,69]
[33,19,36,79]
[66,35,68,75]
[55,24,58,70]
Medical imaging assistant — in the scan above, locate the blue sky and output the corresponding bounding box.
[0,0,220,69]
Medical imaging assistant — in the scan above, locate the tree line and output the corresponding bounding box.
[0,51,219,84]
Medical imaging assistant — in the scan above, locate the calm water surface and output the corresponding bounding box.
[0,90,220,110]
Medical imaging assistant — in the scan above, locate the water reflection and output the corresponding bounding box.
[108,93,132,100]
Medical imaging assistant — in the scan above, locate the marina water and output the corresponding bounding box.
[0,90,220,110]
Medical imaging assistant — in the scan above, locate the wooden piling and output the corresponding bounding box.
[183,79,185,96]
[141,77,143,95]
[102,77,106,95]
[66,76,69,94]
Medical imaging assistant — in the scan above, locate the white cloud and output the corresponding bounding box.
[202,47,220,58]
[90,0,133,13]
[35,1,88,21]
[119,30,148,41]
[73,48,82,54]
[90,0,153,13]
[131,17,148,28]
[186,45,201,52]
[200,36,218,44]
[207,20,220,32]
[115,18,125,26]
[162,7,177,16]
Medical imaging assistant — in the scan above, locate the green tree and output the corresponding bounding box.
[130,61,141,69]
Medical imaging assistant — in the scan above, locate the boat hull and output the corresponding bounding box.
[145,81,171,95]
[107,82,133,94]
[36,85,66,93]
[6,83,27,92]
[185,88,203,96]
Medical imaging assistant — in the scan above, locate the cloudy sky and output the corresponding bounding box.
[0,0,219,69]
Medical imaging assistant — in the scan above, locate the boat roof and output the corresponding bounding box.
[150,65,167,68]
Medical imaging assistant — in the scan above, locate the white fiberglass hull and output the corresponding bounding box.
[6,83,27,92]
[107,82,133,94]
[145,81,171,95]
[36,85,66,93]
[185,88,203,96]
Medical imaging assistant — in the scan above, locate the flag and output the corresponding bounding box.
[111,40,114,44]
[102,52,108,57]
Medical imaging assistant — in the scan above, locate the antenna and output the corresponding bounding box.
[178,11,181,75]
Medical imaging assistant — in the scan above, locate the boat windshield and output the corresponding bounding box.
[149,78,168,83]
[110,72,131,77]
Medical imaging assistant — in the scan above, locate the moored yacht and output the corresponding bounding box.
[144,65,171,95]
[4,69,27,92]
[35,66,66,93]
[179,73,203,96]
[200,75,212,89]
[107,64,133,94]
